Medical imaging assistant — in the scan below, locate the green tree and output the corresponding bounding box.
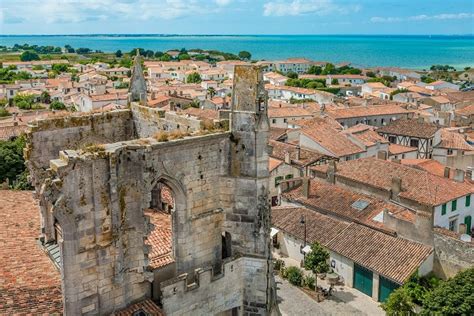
[322,63,337,75]
[49,100,66,110]
[0,136,27,185]
[160,54,172,62]
[307,65,322,75]
[238,51,252,60]
[303,242,330,287]
[0,107,10,117]
[154,51,164,58]
[287,71,298,79]
[421,75,435,84]
[20,51,40,61]
[421,269,474,316]
[115,50,123,58]
[186,72,202,84]
[207,87,216,99]
[331,78,339,85]
[52,63,69,73]
[366,71,376,78]
[381,287,415,315]
[145,50,155,58]
[40,91,51,104]
[285,266,303,286]
[13,94,35,109]
[178,53,191,61]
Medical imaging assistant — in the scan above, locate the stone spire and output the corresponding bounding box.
[129,49,147,105]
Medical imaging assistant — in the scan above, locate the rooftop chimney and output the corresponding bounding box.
[466,167,473,181]
[454,169,465,183]
[377,150,387,160]
[391,177,402,200]
[444,166,451,178]
[284,151,291,164]
[327,160,337,184]
[302,177,310,199]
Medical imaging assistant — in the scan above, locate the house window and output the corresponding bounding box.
[410,139,419,148]
[452,200,457,212]
[447,149,453,155]
[275,176,283,187]
[441,203,447,215]
[466,195,471,207]
[283,118,288,123]
[285,174,293,180]
[449,217,458,232]
[272,119,276,124]
[388,136,396,144]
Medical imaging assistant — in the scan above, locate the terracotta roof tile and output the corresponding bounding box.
[312,157,473,206]
[437,129,474,151]
[326,104,412,120]
[0,190,63,314]
[326,223,433,283]
[112,299,164,316]
[269,157,284,172]
[377,119,439,139]
[272,206,350,246]
[144,209,174,270]
[301,125,364,157]
[389,143,418,155]
[268,106,313,118]
[269,140,325,166]
[283,179,411,230]
[342,124,388,147]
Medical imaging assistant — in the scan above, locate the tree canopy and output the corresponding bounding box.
[238,51,252,60]
[20,51,40,62]
[186,72,202,84]
[303,242,330,275]
[0,136,27,185]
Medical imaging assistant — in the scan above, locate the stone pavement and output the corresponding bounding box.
[276,275,385,316]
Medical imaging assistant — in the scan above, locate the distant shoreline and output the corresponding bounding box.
[1,34,474,38]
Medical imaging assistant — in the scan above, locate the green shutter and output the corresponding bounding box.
[452,200,457,212]
[464,216,472,234]
[285,174,293,180]
[442,204,447,215]
[275,176,283,187]
[466,195,471,207]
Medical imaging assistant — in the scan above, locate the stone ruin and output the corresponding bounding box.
[25,58,278,315]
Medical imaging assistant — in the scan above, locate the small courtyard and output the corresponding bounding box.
[274,253,385,316]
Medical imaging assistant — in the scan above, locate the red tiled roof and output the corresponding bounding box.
[326,223,433,284]
[301,125,364,157]
[377,119,439,139]
[268,106,313,118]
[144,209,174,270]
[283,179,411,230]
[437,129,474,151]
[269,157,284,172]
[312,157,473,206]
[341,124,388,147]
[272,206,350,246]
[0,190,63,314]
[112,299,164,316]
[326,104,412,120]
[269,140,326,166]
[389,143,418,155]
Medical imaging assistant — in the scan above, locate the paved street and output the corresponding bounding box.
[276,276,383,316]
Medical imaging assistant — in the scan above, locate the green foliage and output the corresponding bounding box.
[49,100,66,110]
[178,53,191,61]
[287,71,298,79]
[303,274,316,290]
[382,287,415,315]
[52,63,69,73]
[286,266,303,286]
[420,268,474,316]
[274,259,285,272]
[366,71,376,77]
[331,78,339,85]
[286,78,326,89]
[238,51,252,60]
[119,58,133,68]
[367,76,395,87]
[0,68,33,83]
[154,51,164,58]
[115,50,123,58]
[421,75,435,84]
[129,48,146,56]
[304,242,330,274]
[145,50,154,58]
[75,48,92,54]
[187,72,202,84]
[307,65,322,75]
[40,91,51,104]
[13,169,33,190]
[0,106,10,117]
[13,94,35,109]
[32,65,44,71]
[160,54,172,62]
[430,64,456,72]
[317,87,340,95]
[0,136,27,186]
[322,63,337,75]
[390,88,408,97]
[20,51,40,61]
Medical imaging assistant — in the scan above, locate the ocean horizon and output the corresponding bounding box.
[1,34,473,70]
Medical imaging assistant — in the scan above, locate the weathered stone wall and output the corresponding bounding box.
[433,231,474,279]
[25,110,135,190]
[131,104,202,138]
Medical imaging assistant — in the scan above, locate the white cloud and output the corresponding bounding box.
[1,0,230,24]
[371,12,474,23]
[263,0,359,17]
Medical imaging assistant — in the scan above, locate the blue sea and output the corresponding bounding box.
[1,35,473,70]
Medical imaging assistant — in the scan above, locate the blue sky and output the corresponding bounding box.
[1,0,473,35]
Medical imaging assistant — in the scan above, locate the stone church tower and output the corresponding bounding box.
[26,65,277,315]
